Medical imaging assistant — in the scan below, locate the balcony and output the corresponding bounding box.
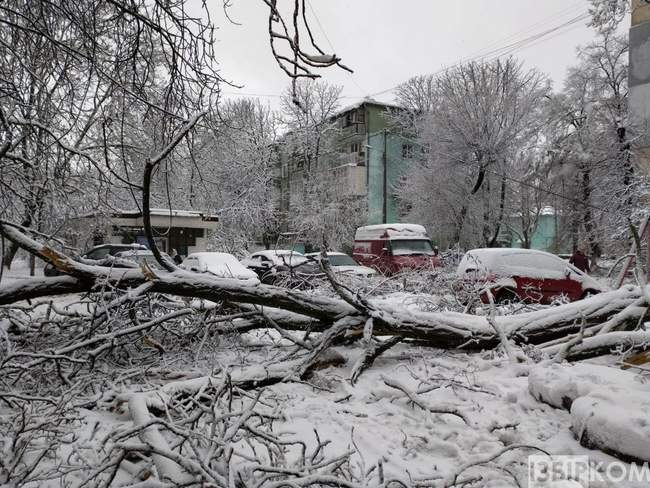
[331,163,367,197]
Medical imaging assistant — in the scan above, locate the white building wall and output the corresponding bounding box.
[188,237,209,255]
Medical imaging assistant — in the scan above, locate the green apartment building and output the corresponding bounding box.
[275,100,415,233]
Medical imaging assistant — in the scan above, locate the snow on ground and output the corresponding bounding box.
[260,348,649,487]
[1,258,45,283]
[529,361,650,469]
[50,333,648,487]
[3,266,649,487]
[572,389,650,464]
[529,362,650,410]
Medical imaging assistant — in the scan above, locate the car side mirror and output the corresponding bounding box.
[190,267,199,272]
[564,267,572,278]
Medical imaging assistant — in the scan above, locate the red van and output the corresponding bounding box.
[352,224,442,275]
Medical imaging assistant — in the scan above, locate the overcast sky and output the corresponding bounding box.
[208,0,606,109]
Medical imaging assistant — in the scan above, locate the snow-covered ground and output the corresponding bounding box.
[2,265,649,487]
[11,324,640,487]
[1,257,45,283]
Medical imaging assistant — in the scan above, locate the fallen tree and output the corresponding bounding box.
[1,220,647,358]
[3,221,650,487]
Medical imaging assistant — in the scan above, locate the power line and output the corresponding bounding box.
[478,13,589,61]
[305,0,368,98]
[368,10,590,98]
[468,2,584,55]
[220,5,591,102]
[220,91,362,99]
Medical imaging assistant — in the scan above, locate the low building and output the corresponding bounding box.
[498,207,569,253]
[68,208,219,256]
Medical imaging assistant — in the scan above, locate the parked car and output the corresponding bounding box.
[113,250,172,271]
[352,224,442,275]
[241,250,321,284]
[457,248,606,304]
[44,243,148,276]
[304,252,376,277]
[181,252,259,283]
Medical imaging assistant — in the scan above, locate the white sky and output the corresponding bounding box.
[208,0,604,108]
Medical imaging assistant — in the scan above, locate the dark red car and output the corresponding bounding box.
[457,248,606,304]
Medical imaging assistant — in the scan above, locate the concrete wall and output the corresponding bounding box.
[188,237,208,255]
[632,0,650,26]
[631,0,650,169]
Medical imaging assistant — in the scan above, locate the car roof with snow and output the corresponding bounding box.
[114,250,157,257]
[355,224,429,241]
[458,248,571,273]
[304,252,346,257]
[463,248,556,260]
[188,252,239,261]
[251,250,304,258]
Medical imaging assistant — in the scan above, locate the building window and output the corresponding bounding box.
[345,109,365,127]
[350,142,359,153]
[402,144,414,159]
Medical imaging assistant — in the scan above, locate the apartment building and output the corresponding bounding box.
[275,99,415,230]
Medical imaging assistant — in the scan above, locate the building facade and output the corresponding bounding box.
[68,209,219,257]
[276,100,415,235]
[631,0,650,169]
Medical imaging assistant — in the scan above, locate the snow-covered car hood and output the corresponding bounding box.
[579,273,607,292]
[332,265,376,276]
[206,266,260,283]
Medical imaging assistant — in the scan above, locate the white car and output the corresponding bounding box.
[114,250,171,270]
[305,252,377,277]
[241,250,321,285]
[241,250,309,268]
[182,252,259,283]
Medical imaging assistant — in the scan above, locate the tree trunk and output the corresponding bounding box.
[488,175,507,247]
[581,167,601,262]
[618,125,633,208]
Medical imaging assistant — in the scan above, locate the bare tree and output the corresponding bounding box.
[276,80,365,250]
[395,58,550,248]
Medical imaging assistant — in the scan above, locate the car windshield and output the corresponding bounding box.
[328,255,359,266]
[391,239,434,256]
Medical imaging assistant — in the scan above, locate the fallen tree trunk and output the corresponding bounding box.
[543,330,650,361]
[0,220,646,352]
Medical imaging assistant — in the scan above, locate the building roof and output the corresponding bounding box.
[113,208,219,221]
[72,208,219,230]
[275,99,405,142]
[335,98,403,117]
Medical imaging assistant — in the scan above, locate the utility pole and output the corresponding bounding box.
[382,129,387,224]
